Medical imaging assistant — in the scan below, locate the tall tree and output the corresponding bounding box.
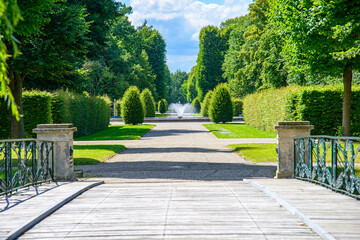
[269,0,360,136]
[196,25,227,101]
[169,70,188,103]
[186,65,198,103]
[138,24,168,100]
[9,0,90,138]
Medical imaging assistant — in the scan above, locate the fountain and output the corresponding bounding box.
[169,103,192,119]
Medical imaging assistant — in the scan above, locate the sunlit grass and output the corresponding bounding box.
[75,124,155,141]
[74,145,126,165]
[228,143,278,162]
[203,123,276,138]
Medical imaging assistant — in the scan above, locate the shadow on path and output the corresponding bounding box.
[77,161,276,181]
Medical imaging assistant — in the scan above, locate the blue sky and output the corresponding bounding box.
[118,0,252,73]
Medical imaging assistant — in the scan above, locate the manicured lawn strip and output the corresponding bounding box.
[74,145,126,165]
[203,123,276,138]
[75,124,155,141]
[228,143,278,162]
[155,113,169,118]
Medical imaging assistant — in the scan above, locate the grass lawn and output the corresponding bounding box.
[75,124,155,141]
[74,145,126,165]
[155,113,170,118]
[228,143,278,163]
[203,123,276,138]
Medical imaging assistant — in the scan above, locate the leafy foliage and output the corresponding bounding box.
[196,26,227,101]
[201,90,213,117]
[140,88,156,117]
[209,83,233,123]
[114,99,122,117]
[169,70,188,103]
[192,97,201,114]
[121,86,144,125]
[158,99,167,114]
[186,65,198,103]
[232,98,243,116]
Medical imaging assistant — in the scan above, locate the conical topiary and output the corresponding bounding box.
[121,86,144,125]
[158,99,167,114]
[192,97,201,113]
[209,83,233,123]
[232,98,243,116]
[140,88,155,117]
[201,90,213,117]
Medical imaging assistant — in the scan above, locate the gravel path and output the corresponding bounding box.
[76,122,277,182]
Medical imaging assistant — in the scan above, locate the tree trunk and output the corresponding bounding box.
[342,67,352,136]
[9,71,25,139]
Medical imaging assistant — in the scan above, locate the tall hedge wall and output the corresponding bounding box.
[243,85,360,136]
[0,90,111,139]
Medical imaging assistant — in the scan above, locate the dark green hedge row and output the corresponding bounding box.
[0,90,111,139]
[52,90,111,137]
[243,85,360,136]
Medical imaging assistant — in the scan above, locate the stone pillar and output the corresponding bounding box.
[33,124,77,180]
[274,121,313,178]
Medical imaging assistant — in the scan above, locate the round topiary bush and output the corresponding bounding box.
[115,99,122,117]
[140,89,155,117]
[201,91,213,117]
[158,99,167,114]
[121,86,144,125]
[209,83,233,123]
[233,98,243,116]
[192,97,201,113]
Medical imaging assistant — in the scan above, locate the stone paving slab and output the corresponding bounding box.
[0,181,103,240]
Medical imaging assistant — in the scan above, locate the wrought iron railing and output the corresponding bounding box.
[294,136,360,199]
[0,139,55,196]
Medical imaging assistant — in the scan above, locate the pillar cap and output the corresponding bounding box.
[274,121,314,130]
[33,124,77,133]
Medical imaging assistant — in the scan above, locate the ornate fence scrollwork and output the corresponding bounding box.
[0,139,55,196]
[294,136,360,199]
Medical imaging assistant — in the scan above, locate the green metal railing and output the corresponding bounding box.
[0,139,55,196]
[294,136,360,199]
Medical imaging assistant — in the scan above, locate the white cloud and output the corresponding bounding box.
[129,0,249,39]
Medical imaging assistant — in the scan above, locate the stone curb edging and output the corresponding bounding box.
[2,181,104,240]
[243,179,336,240]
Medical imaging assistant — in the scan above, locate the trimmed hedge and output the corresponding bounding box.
[158,99,167,114]
[0,90,111,139]
[243,85,360,136]
[115,99,121,117]
[201,90,213,117]
[52,90,111,137]
[192,97,201,113]
[209,83,233,123]
[121,86,144,125]
[233,98,243,116]
[23,91,53,138]
[140,89,155,117]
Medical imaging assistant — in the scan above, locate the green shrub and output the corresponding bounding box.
[233,98,243,116]
[140,89,155,117]
[243,85,360,136]
[122,86,144,125]
[201,91,213,117]
[23,91,52,138]
[52,90,111,137]
[158,99,167,114]
[209,84,233,123]
[115,99,122,117]
[192,97,201,113]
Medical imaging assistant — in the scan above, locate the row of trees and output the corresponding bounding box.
[1,0,170,138]
[186,0,360,136]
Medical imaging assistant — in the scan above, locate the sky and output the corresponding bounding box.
[118,0,252,73]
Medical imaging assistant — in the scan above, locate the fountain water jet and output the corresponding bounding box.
[169,103,193,119]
